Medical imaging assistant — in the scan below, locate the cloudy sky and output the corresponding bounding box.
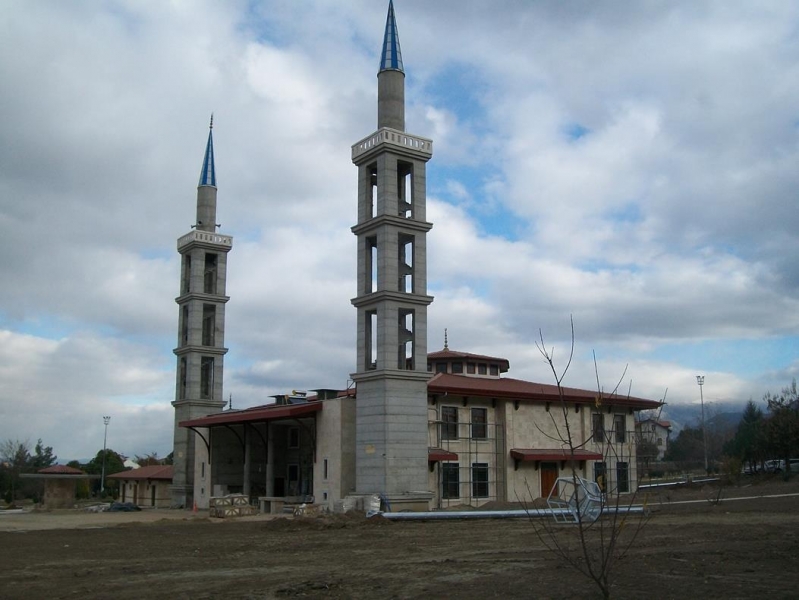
[1,1,797,461]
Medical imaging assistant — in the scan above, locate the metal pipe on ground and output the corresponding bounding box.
[368,506,647,521]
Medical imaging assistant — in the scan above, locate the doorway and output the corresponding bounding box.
[540,462,559,498]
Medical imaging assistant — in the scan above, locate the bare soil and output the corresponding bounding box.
[1,477,798,599]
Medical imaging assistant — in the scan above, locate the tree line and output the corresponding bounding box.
[0,438,171,504]
[664,379,799,474]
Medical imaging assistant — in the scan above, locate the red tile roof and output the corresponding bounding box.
[510,449,603,462]
[107,465,173,481]
[428,349,510,372]
[428,373,660,409]
[38,465,85,475]
[179,400,323,428]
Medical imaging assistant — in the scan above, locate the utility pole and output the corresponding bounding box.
[101,415,111,496]
[696,376,708,474]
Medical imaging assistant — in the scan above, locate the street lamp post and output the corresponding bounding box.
[696,376,708,474]
[101,416,111,496]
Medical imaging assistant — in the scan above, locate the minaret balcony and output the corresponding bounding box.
[177,230,233,252]
[352,127,433,162]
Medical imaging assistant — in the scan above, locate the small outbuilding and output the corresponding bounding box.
[108,465,173,508]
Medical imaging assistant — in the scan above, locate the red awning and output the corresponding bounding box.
[510,448,603,462]
[428,448,459,462]
[180,401,322,428]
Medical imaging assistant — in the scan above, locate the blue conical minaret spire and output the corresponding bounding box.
[380,0,404,73]
[198,114,216,187]
[377,1,405,130]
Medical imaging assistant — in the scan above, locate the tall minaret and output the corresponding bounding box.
[171,116,232,508]
[351,1,434,507]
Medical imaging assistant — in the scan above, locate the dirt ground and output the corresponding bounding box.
[1,477,798,599]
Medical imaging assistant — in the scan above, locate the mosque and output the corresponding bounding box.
[170,1,660,511]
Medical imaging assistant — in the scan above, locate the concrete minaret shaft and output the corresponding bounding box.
[351,1,434,504]
[171,117,232,508]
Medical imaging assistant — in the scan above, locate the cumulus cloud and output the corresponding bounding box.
[0,0,796,459]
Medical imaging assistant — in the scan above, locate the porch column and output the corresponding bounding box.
[266,422,274,496]
[243,426,251,497]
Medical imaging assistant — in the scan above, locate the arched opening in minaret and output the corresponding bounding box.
[366,236,378,294]
[398,308,415,370]
[204,253,218,294]
[178,357,187,399]
[202,304,216,346]
[369,165,378,219]
[181,306,189,346]
[397,161,413,218]
[200,356,214,398]
[398,233,414,293]
[181,255,191,294]
[366,310,377,370]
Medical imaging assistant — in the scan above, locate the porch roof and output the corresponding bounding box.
[510,448,603,462]
[180,401,322,428]
[428,448,459,462]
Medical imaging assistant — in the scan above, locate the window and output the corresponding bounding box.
[592,413,605,442]
[616,462,629,493]
[472,463,489,498]
[489,364,499,376]
[436,362,447,373]
[288,427,300,449]
[452,362,463,374]
[471,407,487,439]
[203,253,218,294]
[614,414,626,443]
[442,463,459,499]
[478,364,487,375]
[441,406,458,441]
[594,461,607,492]
[323,459,329,480]
[657,437,663,446]
[200,357,214,399]
[466,363,476,374]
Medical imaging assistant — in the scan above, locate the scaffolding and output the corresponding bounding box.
[429,408,506,508]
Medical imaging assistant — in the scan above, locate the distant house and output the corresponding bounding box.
[635,418,672,461]
[108,465,173,508]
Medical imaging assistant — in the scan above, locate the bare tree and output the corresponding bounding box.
[522,321,653,600]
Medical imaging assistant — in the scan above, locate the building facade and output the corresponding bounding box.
[109,465,174,508]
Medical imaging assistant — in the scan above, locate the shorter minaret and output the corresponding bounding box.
[171,117,233,508]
